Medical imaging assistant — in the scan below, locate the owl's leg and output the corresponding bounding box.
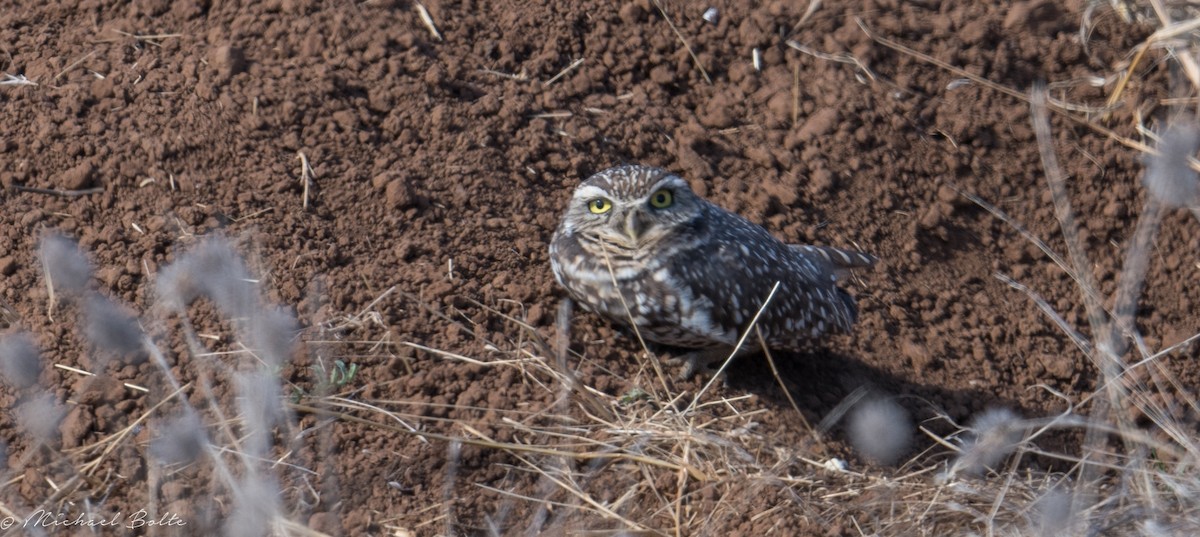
[671,346,740,379]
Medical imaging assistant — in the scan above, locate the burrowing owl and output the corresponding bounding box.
[549,165,875,376]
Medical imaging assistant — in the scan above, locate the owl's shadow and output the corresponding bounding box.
[717,348,1028,448]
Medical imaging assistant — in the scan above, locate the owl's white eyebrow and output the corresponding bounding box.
[648,175,687,192]
[573,185,610,200]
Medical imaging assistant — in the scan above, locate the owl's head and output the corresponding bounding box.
[560,165,704,248]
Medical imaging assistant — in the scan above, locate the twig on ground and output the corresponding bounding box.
[544,58,585,87]
[108,29,183,48]
[786,40,877,81]
[111,30,183,40]
[54,50,97,81]
[14,184,105,196]
[651,0,712,84]
[414,2,443,41]
[1,73,38,86]
[297,151,315,210]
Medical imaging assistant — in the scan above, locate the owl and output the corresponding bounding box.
[549,165,875,377]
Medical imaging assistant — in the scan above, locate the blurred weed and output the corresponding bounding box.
[319,359,359,390]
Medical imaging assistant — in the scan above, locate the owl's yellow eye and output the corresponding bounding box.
[649,189,673,208]
[588,198,612,214]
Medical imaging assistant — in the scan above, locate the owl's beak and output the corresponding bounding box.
[622,209,651,243]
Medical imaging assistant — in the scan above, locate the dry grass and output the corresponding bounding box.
[298,3,1200,534]
[0,235,335,534]
[3,2,1200,536]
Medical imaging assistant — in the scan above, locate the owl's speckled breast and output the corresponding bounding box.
[551,233,724,347]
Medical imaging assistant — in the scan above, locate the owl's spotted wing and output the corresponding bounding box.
[659,208,864,350]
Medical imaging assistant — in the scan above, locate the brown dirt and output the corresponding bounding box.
[0,0,1197,535]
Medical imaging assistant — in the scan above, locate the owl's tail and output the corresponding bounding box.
[791,245,877,281]
[837,288,859,328]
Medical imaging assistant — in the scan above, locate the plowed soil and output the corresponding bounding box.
[1,0,1197,535]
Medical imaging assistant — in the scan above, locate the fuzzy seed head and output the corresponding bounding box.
[17,394,66,442]
[236,372,285,458]
[84,295,145,359]
[1145,122,1200,207]
[149,412,207,465]
[1031,488,1074,537]
[848,398,912,465]
[225,475,281,537]
[248,306,298,367]
[954,407,1024,475]
[0,332,41,388]
[39,233,92,294]
[156,237,256,318]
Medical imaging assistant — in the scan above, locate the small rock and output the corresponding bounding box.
[649,65,675,85]
[618,2,645,24]
[1002,0,1066,34]
[697,104,734,129]
[385,179,414,208]
[808,167,833,194]
[59,162,96,190]
[1039,353,1076,380]
[936,184,958,203]
[59,406,91,449]
[796,108,839,142]
[919,205,943,229]
[90,77,115,100]
[526,303,545,326]
[901,339,934,373]
[308,512,343,533]
[75,375,125,405]
[210,45,247,82]
[745,146,777,168]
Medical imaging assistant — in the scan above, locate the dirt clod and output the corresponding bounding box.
[58,162,95,190]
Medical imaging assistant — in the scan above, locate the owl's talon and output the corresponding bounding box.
[671,347,733,379]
